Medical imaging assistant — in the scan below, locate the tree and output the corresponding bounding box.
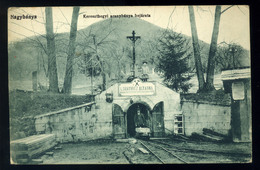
[188,5,234,92]
[188,6,205,92]
[156,31,193,93]
[204,5,222,91]
[45,7,59,93]
[77,52,101,77]
[215,42,246,70]
[77,26,116,91]
[112,47,129,82]
[62,7,80,94]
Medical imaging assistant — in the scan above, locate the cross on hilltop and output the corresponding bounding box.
[127,30,141,78]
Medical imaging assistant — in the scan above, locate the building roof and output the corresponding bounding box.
[221,67,250,81]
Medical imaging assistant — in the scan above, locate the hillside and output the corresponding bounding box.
[8,18,203,79]
[8,17,249,92]
[9,90,93,140]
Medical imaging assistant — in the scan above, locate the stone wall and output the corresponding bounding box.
[181,100,231,136]
[96,82,182,136]
[34,102,113,143]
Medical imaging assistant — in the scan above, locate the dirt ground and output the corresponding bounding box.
[39,139,129,164]
[36,138,252,164]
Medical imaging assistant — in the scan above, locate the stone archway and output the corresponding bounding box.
[126,102,151,137]
[120,96,154,113]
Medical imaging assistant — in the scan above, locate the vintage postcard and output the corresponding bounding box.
[8,6,251,164]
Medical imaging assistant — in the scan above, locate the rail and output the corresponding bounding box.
[151,140,251,157]
[139,139,188,164]
[35,102,95,119]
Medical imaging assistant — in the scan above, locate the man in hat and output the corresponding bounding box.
[141,61,149,81]
[134,106,146,127]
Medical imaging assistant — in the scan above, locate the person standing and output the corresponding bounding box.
[141,61,149,81]
[134,107,146,127]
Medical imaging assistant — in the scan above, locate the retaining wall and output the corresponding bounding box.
[34,102,113,143]
[181,99,231,136]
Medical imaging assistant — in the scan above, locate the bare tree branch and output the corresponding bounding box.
[221,5,234,14]
[236,5,246,15]
[166,7,176,29]
[96,28,116,46]
[10,21,46,38]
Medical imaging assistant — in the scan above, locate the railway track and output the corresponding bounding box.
[122,138,250,164]
[139,139,188,164]
[150,140,251,157]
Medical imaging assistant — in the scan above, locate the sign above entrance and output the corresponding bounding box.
[119,78,155,96]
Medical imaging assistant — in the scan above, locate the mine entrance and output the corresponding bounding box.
[126,103,151,137]
[112,102,165,139]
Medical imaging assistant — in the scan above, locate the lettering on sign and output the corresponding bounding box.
[119,78,155,96]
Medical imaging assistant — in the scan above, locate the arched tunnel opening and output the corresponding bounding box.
[126,103,150,137]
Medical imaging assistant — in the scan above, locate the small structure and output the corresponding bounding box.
[221,67,251,142]
[34,78,182,142]
[96,78,182,139]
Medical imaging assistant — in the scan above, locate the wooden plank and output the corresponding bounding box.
[10,143,28,151]
[31,159,43,164]
[191,132,223,142]
[11,140,57,161]
[16,158,29,164]
[221,68,250,80]
[54,146,62,150]
[202,128,227,138]
[177,134,189,140]
[11,135,41,144]
[10,134,57,163]
[11,134,51,144]
[11,134,54,150]
[27,136,56,151]
[35,102,95,119]
[11,134,55,151]
[11,153,29,161]
[29,140,56,156]
[150,138,169,140]
[25,134,55,145]
[115,139,129,143]
[30,141,57,157]
[11,150,28,156]
[138,148,149,154]
[45,152,54,156]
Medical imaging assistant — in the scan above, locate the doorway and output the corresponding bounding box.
[126,103,150,137]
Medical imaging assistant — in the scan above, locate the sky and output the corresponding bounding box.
[8,5,250,50]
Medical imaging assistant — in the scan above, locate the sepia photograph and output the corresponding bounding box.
[8,5,251,164]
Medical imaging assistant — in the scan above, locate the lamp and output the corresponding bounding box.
[105,92,113,103]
